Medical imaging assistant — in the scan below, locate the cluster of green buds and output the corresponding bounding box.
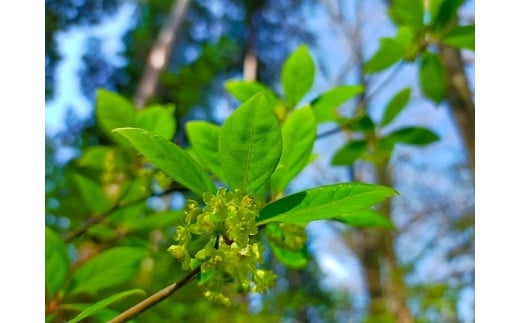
[168,188,276,305]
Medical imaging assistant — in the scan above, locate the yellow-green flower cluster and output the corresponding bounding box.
[168,188,276,304]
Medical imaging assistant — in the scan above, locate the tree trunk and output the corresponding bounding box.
[352,6,413,318]
[133,0,192,109]
[242,1,263,82]
[439,44,475,169]
[377,165,414,323]
[350,162,414,323]
[243,47,258,82]
[354,228,386,318]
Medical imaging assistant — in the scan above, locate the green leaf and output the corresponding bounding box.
[109,201,148,225]
[67,289,145,323]
[308,153,319,165]
[380,87,412,127]
[225,80,287,121]
[136,104,176,140]
[427,0,443,23]
[281,45,315,108]
[269,243,308,269]
[264,224,308,269]
[45,227,69,297]
[271,106,317,196]
[198,270,215,285]
[46,314,57,323]
[219,93,282,194]
[431,0,464,30]
[331,140,368,166]
[87,224,118,241]
[121,211,183,233]
[185,121,225,180]
[69,247,148,295]
[311,85,364,123]
[364,27,413,73]
[224,80,278,103]
[118,177,152,205]
[96,89,136,145]
[257,183,398,225]
[346,114,376,133]
[335,210,394,228]
[77,146,113,170]
[419,52,446,104]
[186,147,204,168]
[60,304,137,323]
[73,174,113,214]
[114,127,216,197]
[379,127,440,150]
[441,25,475,51]
[389,0,424,28]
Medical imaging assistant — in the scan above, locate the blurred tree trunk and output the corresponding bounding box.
[243,47,257,81]
[242,10,257,81]
[356,37,475,323]
[350,1,474,320]
[242,0,264,81]
[322,1,414,320]
[376,164,414,323]
[350,161,414,323]
[347,165,415,323]
[439,44,475,169]
[134,0,192,109]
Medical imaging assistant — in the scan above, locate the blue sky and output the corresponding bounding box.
[45,3,136,136]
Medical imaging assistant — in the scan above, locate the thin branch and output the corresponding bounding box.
[366,61,404,100]
[398,200,472,234]
[64,187,177,243]
[108,220,222,322]
[316,61,404,140]
[316,124,346,140]
[108,267,201,323]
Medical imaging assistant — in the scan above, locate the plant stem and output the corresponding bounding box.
[108,266,201,323]
[64,187,176,243]
[64,204,121,243]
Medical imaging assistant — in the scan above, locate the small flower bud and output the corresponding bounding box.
[168,244,188,261]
